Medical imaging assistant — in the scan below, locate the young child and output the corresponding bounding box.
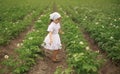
[42,12,63,62]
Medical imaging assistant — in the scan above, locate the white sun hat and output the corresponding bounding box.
[50,12,61,20]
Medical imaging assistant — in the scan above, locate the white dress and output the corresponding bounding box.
[42,22,62,50]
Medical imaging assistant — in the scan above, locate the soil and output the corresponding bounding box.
[27,46,68,74]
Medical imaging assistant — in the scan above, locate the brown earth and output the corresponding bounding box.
[27,45,68,74]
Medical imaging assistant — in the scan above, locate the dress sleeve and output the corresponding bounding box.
[47,24,54,32]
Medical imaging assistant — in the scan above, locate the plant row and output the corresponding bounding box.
[62,4,120,64]
[56,7,103,74]
[0,0,51,45]
[1,9,51,74]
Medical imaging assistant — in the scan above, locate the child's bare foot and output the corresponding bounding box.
[52,58,61,63]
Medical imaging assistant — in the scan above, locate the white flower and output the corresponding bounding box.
[76,26,78,28]
[75,35,78,38]
[29,37,33,40]
[5,28,8,30]
[95,22,99,25]
[102,25,104,28]
[73,53,78,57]
[75,11,78,14]
[66,15,69,18]
[114,19,117,21]
[83,18,86,21]
[85,16,87,19]
[16,21,19,24]
[13,22,15,25]
[79,53,84,56]
[22,40,25,42]
[110,36,114,39]
[38,17,41,20]
[113,25,116,27]
[89,10,92,12]
[17,43,20,47]
[110,23,113,26]
[37,20,41,22]
[41,14,44,17]
[41,43,45,47]
[36,30,39,32]
[32,29,35,31]
[95,50,99,53]
[79,41,84,45]
[60,8,62,10]
[32,10,35,13]
[116,26,119,28]
[20,43,23,46]
[86,46,90,50]
[4,55,9,59]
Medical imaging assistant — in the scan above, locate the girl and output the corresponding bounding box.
[42,12,63,62]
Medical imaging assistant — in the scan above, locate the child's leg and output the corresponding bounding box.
[52,50,59,61]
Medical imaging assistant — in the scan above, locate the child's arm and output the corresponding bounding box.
[49,31,53,44]
[59,29,64,34]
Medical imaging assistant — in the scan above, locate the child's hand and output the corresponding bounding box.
[49,40,53,45]
[61,31,65,34]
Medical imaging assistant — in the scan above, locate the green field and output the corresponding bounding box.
[0,0,120,74]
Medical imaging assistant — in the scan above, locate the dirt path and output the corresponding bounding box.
[0,25,34,64]
[27,45,67,74]
[81,29,120,74]
[0,24,33,53]
[0,11,34,56]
